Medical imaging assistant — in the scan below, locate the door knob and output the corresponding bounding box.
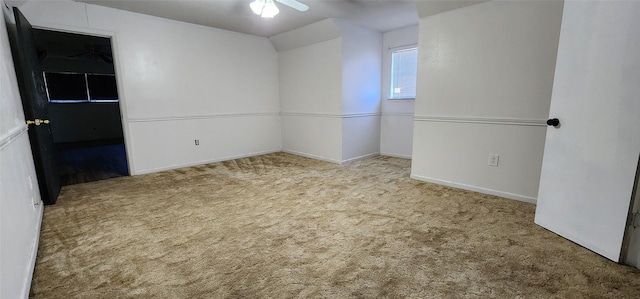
[547,118,560,127]
[26,119,50,126]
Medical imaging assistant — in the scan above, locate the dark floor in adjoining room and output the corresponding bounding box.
[55,139,129,186]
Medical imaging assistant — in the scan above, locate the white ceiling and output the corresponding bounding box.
[73,0,421,37]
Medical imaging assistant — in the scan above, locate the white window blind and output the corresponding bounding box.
[390,47,418,99]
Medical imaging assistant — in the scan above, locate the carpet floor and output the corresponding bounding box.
[30,153,640,298]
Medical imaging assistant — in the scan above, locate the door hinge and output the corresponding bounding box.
[26,119,50,126]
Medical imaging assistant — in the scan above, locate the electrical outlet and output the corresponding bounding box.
[194,139,199,146]
[488,154,499,167]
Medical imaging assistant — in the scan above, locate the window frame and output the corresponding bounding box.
[43,71,119,104]
[388,45,418,101]
[86,73,119,102]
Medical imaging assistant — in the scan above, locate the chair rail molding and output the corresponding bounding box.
[414,115,547,127]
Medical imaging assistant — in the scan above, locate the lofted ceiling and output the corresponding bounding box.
[73,0,421,37]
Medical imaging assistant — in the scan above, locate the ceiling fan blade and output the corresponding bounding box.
[68,52,88,58]
[275,0,308,11]
[100,53,113,64]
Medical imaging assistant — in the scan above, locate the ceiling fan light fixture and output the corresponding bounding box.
[250,0,266,15]
[262,0,279,18]
[251,0,279,18]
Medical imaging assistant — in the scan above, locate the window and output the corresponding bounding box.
[44,72,119,103]
[87,74,118,101]
[44,73,87,102]
[390,47,418,99]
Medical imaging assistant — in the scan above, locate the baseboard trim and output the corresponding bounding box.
[380,152,412,159]
[409,174,537,204]
[341,152,379,165]
[282,150,380,165]
[22,204,43,299]
[281,150,342,164]
[133,149,281,175]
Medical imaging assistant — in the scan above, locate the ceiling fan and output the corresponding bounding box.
[250,0,309,18]
[68,44,113,64]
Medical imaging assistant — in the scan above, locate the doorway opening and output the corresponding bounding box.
[33,29,128,186]
[622,154,640,268]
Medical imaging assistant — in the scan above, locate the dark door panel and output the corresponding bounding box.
[8,7,60,204]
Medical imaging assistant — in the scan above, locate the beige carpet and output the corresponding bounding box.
[30,153,640,298]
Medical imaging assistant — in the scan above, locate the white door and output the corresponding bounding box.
[534,1,640,262]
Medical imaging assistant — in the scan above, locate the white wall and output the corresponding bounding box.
[278,38,342,115]
[411,0,563,203]
[279,37,343,163]
[380,25,417,159]
[342,116,380,163]
[19,0,281,174]
[1,4,44,298]
[336,20,381,115]
[277,19,382,164]
[336,20,381,162]
[281,114,343,163]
